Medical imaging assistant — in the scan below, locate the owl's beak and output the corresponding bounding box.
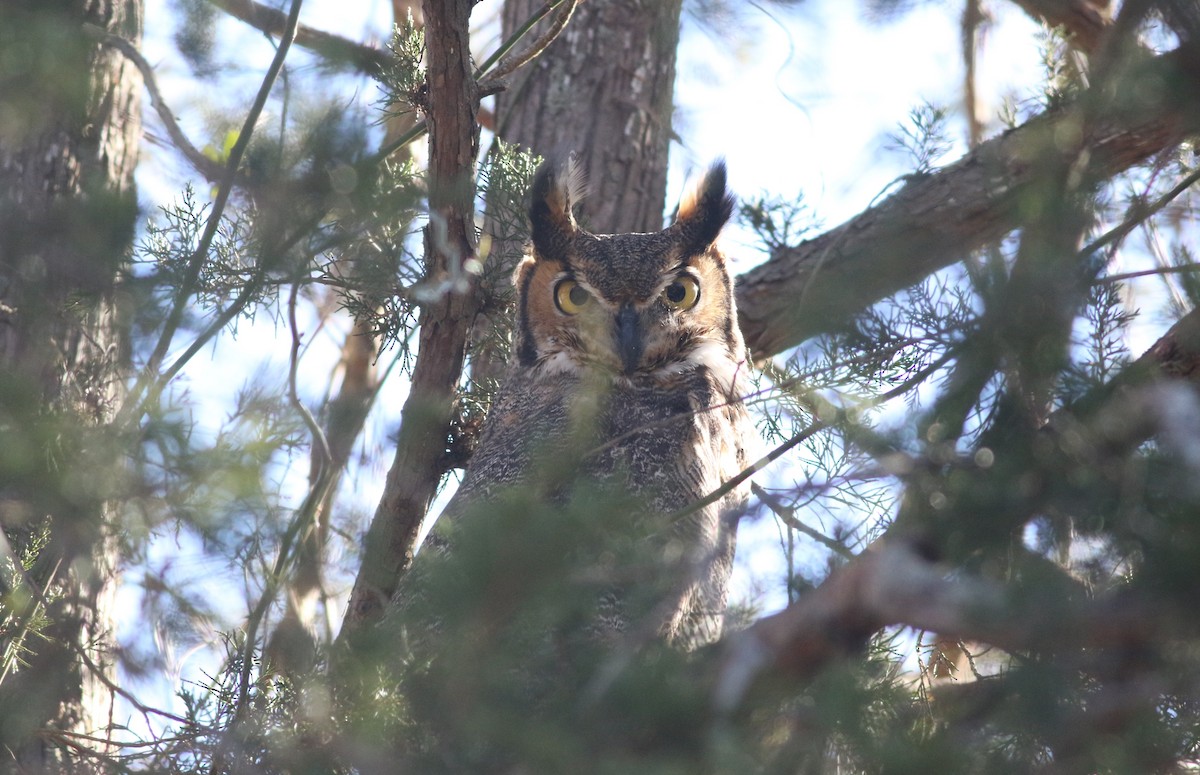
[615,305,642,374]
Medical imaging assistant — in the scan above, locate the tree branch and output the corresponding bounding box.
[735,44,1200,360]
[339,0,482,637]
[715,301,1200,710]
[207,0,393,76]
[713,541,1169,713]
[1007,0,1112,53]
[477,0,580,90]
[120,0,305,425]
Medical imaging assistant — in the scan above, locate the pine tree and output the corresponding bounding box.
[3,0,1200,771]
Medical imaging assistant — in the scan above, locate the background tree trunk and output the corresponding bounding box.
[497,0,681,233]
[0,0,141,768]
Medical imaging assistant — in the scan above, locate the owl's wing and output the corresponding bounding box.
[431,368,578,534]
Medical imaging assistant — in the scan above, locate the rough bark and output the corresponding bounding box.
[735,44,1200,360]
[497,0,681,234]
[340,0,481,635]
[0,0,141,769]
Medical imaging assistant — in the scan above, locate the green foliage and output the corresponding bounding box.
[6,1,1200,773]
[1058,280,1134,405]
[887,102,953,175]
[320,153,425,354]
[136,187,260,327]
[739,190,819,253]
[382,15,426,124]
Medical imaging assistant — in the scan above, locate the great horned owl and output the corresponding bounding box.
[433,157,751,650]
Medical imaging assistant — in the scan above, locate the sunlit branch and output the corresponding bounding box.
[736,43,1200,359]
[713,540,1168,714]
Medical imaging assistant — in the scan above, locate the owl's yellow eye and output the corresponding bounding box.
[661,275,700,311]
[554,278,592,315]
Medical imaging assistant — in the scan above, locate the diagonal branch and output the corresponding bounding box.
[713,540,1170,713]
[735,44,1200,360]
[207,0,394,76]
[83,24,226,182]
[1007,0,1113,53]
[477,0,580,90]
[119,0,306,427]
[715,301,1200,710]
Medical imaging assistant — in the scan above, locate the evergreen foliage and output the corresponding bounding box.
[2,0,1200,772]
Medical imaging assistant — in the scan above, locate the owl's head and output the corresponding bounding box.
[514,157,746,391]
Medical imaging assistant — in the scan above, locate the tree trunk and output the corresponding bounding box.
[339,0,480,636]
[497,0,681,233]
[0,0,141,769]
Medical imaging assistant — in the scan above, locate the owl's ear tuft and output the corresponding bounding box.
[529,154,586,261]
[673,161,734,256]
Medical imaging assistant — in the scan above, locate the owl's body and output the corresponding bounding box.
[434,158,750,649]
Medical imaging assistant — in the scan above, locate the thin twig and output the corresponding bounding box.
[288,282,333,482]
[0,531,192,730]
[751,482,854,559]
[73,637,193,728]
[120,0,306,426]
[1097,260,1200,285]
[477,0,580,89]
[666,351,952,529]
[1084,165,1200,264]
[228,288,337,719]
[372,0,579,162]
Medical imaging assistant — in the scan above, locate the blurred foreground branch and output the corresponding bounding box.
[208,0,394,75]
[1008,0,1112,52]
[716,302,1200,709]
